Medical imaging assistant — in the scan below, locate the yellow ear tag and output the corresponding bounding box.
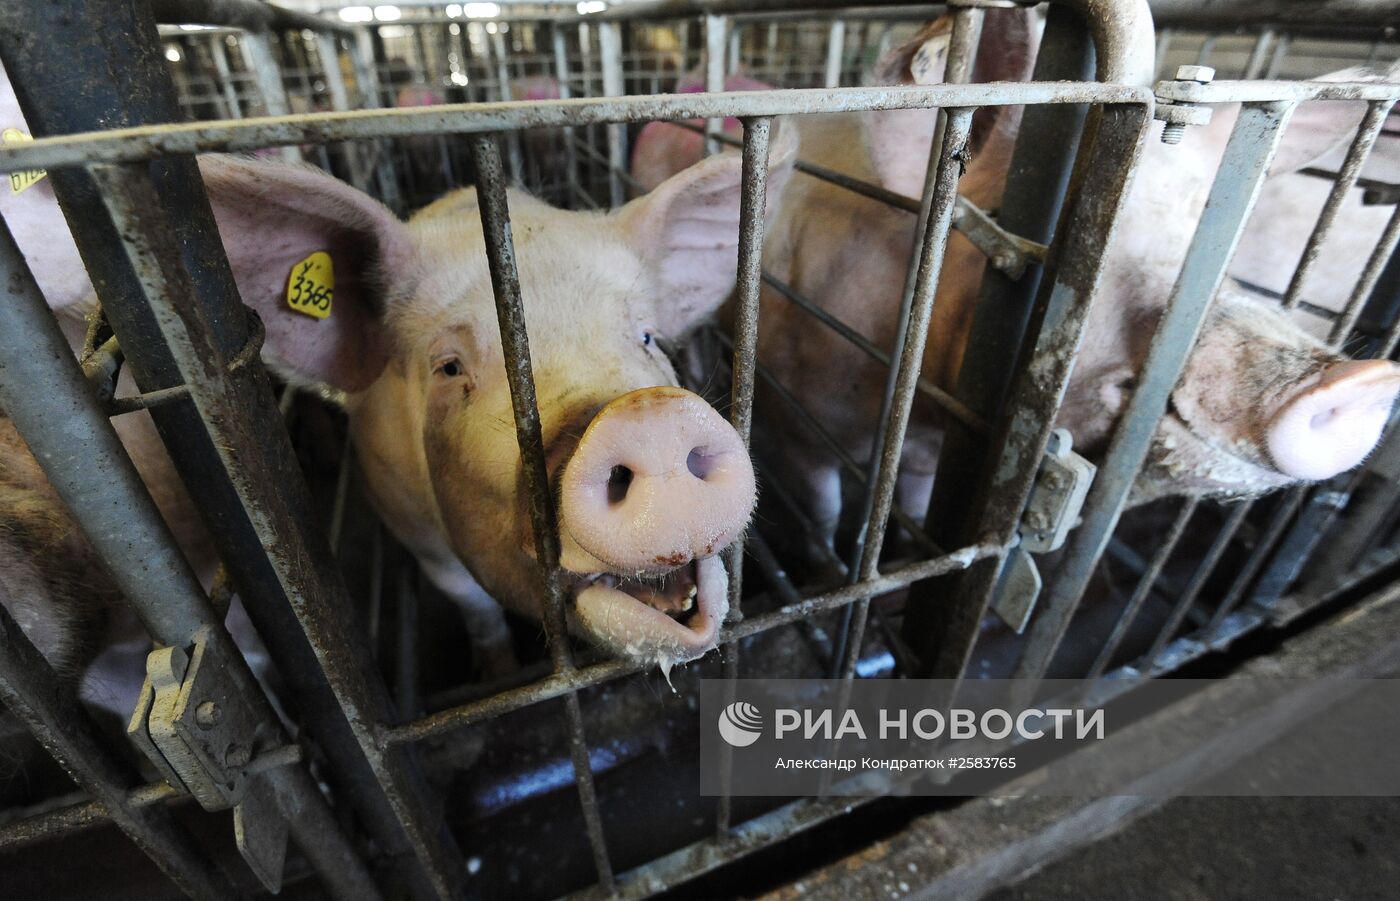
[2,128,46,194]
[286,251,334,320]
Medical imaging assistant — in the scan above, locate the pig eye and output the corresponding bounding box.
[642,332,653,346]
[434,357,464,379]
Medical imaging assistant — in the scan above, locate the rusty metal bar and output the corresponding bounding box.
[715,115,773,836]
[0,83,1155,175]
[468,132,615,892]
[1010,101,1295,683]
[1283,100,1390,311]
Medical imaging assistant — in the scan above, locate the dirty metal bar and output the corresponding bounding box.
[488,29,525,182]
[1242,26,1275,80]
[715,116,774,837]
[1156,80,1400,105]
[829,5,986,677]
[824,18,846,88]
[469,132,616,891]
[207,36,243,118]
[0,782,181,851]
[1204,489,1308,636]
[1143,502,1254,665]
[1149,0,1400,31]
[832,107,975,681]
[239,31,300,163]
[1283,100,1390,312]
[0,7,453,893]
[0,591,236,898]
[1087,498,1199,679]
[1010,102,1294,682]
[552,24,582,201]
[384,542,1000,748]
[0,82,1153,174]
[902,3,1098,676]
[0,210,377,901]
[703,13,727,155]
[761,272,989,433]
[598,20,627,207]
[1332,203,1400,347]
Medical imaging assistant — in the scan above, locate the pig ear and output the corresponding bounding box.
[615,121,798,336]
[862,10,1035,197]
[198,156,417,394]
[1269,66,1400,176]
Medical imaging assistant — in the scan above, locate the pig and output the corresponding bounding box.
[632,14,1400,555]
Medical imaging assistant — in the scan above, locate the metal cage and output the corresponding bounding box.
[0,0,1397,898]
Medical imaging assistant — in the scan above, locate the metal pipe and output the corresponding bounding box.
[150,0,354,34]
[703,14,727,155]
[468,132,615,891]
[552,24,582,202]
[1143,503,1253,665]
[1332,203,1400,347]
[239,31,301,163]
[1012,102,1297,682]
[824,18,846,89]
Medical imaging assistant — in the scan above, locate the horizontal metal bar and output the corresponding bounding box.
[0,83,1154,174]
[149,0,354,34]
[383,541,1001,747]
[1149,0,1400,31]
[1157,79,1400,105]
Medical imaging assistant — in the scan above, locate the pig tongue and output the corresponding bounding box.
[572,557,728,669]
[1265,360,1400,481]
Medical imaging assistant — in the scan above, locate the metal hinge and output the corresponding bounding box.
[990,430,1097,633]
[127,624,296,892]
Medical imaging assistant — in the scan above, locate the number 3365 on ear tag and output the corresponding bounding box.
[286,251,334,320]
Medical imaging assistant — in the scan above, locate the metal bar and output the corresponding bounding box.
[1086,498,1199,679]
[383,541,1000,747]
[824,19,846,89]
[0,210,377,901]
[598,20,627,207]
[488,29,525,181]
[149,0,354,34]
[903,4,1097,675]
[552,24,582,201]
[0,782,181,851]
[703,13,727,155]
[0,82,1155,174]
[1242,26,1275,79]
[1144,502,1254,665]
[1204,489,1308,635]
[208,36,244,118]
[0,596,236,899]
[1156,80,1400,104]
[1332,203,1400,347]
[239,31,300,163]
[1011,101,1295,682]
[468,132,615,891]
[833,107,975,681]
[1283,101,1390,311]
[395,564,421,718]
[715,116,773,836]
[1149,0,1400,31]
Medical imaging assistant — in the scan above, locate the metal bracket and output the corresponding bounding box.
[1154,66,1216,144]
[990,430,1097,632]
[126,624,291,892]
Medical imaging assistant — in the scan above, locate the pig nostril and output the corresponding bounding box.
[686,448,716,480]
[1311,408,1339,430]
[607,465,634,505]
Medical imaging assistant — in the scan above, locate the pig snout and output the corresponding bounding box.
[1265,359,1400,481]
[558,386,755,574]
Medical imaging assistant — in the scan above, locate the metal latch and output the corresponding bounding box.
[990,430,1097,632]
[127,624,293,892]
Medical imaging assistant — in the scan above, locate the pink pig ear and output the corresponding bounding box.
[1269,65,1400,177]
[198,156,417,394]
[615,120,797,336]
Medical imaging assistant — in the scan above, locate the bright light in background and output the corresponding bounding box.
[378,25,409,38]
[485,21,497,33]
[164,46,182,62]
[463,2,500,17]
[445,3,462,16]
[448,22,461,34]
[178,24,213,30]
[373,5,402,21]
[338,5,373,22]
[450,71,469,86]
[576,1,606,13]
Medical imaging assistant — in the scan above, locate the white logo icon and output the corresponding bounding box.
[717,701,763,747]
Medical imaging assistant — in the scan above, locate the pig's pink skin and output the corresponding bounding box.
[192,129,797,672]
[630,75,776,192]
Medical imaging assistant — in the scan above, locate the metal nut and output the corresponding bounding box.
[195,700,222,730]
[225,743,252,768]
[1174,65,1215,83]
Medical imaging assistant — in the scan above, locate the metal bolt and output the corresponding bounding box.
[1161,122,1186,145]
[225,743,251,768]
[195,701,222,730]
[1174,64,1215,83]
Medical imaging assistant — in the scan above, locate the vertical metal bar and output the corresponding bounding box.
[349,28,402,210]
[552,24,581,202]
[1265,34,1290,79]
[902,5,1095,676]
[316,31,372,192]
[0,214,378,901]
[829,5,983,677]
[728,22,741,76]
[239,31,299,163]
[598,20,626,207]
[1332,203,1400,347]
[837,108,975,681]
[396,564,421,718]
[1144,502,1253,665]
[208,36,243,118]
[823,19,846,89]
[1012,102,1296,682]
[1243,27,1275,79]
[488,29,524,182]
[704,14,727,156]
[715,116,773,838]
[1204,489,1308,635]
[1086,498,1199,679]
[1283,101,1390,312]
[468,133,615,892]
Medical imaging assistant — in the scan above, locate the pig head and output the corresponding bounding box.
[197,129,795,672]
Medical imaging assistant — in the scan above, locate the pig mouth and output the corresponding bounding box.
[568,555,729,667]
[1145,403,1293,499]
